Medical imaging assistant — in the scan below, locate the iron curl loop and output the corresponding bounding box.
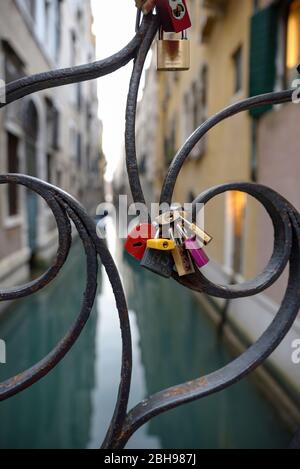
[112,198,300,448]
[174,183,293,299]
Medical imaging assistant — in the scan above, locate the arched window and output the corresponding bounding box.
[286,0,300,84]
[25,0,36,20]
[23,100,39,256]
[23,100,39,177]
[23,100,39,142]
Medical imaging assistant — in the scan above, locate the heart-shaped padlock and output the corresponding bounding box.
[125,224,155,261]
[156,0,191,33]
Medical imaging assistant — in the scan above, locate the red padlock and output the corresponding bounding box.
[156,0,191,33]
[125,224,156,261]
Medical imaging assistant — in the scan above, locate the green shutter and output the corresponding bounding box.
[249,4,278,117]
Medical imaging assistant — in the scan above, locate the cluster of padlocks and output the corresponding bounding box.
[125,210,212,278]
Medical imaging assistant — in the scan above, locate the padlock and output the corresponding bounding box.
[169,228,195,277]
[178,214,213,246]
[156,0,191,33]
[125,223,156,261]
[177,224,209,269]
[157,29,190,72]
[140,227,175,278]
[147,238,175,251]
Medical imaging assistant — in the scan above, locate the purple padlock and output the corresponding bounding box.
[177,225,209,268]
[184,237,209,268]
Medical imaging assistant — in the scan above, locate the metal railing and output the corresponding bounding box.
[0,13,300,449]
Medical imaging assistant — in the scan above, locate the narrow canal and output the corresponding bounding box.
[0,218,292,449]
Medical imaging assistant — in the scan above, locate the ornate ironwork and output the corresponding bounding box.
[0,13,299,449]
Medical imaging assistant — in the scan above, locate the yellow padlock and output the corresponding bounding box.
[146,239,176,251]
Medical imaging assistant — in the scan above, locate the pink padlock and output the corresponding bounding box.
[177,225,209,269]
[184,238,209,268]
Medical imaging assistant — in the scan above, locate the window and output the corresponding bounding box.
[56,169,62,188]
[54,0,62,60]
[77,8,84,31]
[249,4,278,116]
[3,42,25,83]
[70,30,77,66]
[138,154,147,175]
[76,133,82,167]
[45,99,58,184]
[26,0,36,19]
[7,133,20,217]
[77,83,82,111]
[86,103,92,131]
[3,42,25,125]
[200,65,208,112]
[86,143,91,172]
[47,153,54,183]
[45,98,60,149]
[182,65,208,159]
[165,120,177,165]
[45,0,51,42]
[69,126,77,160]
[192,82,198,131]
[286,0,300,84]
[23,101,39,178]
[196,65,209,156]
[183,91,192,142]
[233,46,243,94]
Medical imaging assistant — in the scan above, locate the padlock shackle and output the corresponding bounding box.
[176,223,188,241]
[153,223,161,239]
[158,27,188,40]
[169,227,177,244]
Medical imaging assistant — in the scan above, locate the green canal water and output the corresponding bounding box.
[0,219,292,449]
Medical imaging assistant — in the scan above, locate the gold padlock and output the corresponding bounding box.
[178,213,213,246]
[169,228,195,277]
[157,29,190,72]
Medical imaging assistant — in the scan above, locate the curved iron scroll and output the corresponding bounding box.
[0,13,299,449]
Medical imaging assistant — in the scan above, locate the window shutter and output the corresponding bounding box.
[249,4,278,117]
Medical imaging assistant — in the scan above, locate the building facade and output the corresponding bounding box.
[0,0,105,289]
[131,0,300,418]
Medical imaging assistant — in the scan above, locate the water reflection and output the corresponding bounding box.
[0,242,98,449]
[119,248,291,449]
[0,219,292,449]
[88,218,160,449]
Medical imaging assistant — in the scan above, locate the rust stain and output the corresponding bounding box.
[163,376,209,398]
